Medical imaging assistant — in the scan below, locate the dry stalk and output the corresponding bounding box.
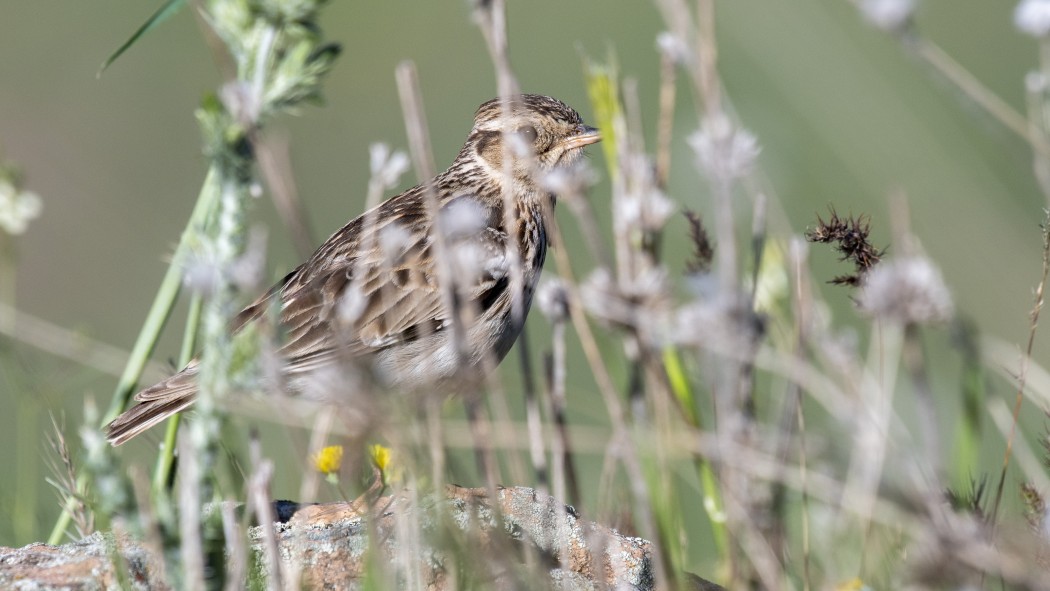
[220,501,247,591]
[255,133,315,258]
[248,436,282,591]
[177,434,205,591]
[546,215,671,589]
[991,210,1050,528]
[45,416,93,538]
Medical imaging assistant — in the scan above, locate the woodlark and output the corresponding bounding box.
[106,94,600,445]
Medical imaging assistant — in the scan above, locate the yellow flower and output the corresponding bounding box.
[313,445,343,475]
[835,578,869,591]
[369,444,391,473]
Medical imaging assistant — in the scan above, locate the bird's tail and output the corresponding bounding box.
[105,366,199,446]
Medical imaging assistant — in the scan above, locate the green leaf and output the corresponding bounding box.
[97,0,187,77]
[583,56,622,179]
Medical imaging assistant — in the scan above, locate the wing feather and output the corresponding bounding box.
[107,187,514,445]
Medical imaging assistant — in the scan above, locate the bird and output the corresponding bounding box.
[106,94,601,446]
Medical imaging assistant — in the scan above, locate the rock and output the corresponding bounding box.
[0,486,722,590]
[269,485,653,589]
[0,532,168,590]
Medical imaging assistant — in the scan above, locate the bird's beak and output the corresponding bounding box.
[559,124,601,150]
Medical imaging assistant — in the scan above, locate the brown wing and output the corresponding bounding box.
[105,365,200,445]
[233,189,450,377]
[106,187,510,445]
[236,190,510,376]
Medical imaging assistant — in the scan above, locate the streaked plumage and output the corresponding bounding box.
[106,94,600,446]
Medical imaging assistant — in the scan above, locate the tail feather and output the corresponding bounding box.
[105,368,199,446]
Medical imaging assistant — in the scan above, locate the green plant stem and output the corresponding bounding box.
[0,234,13,335]
[47,167,220,545]
[662,347,729,560]
[151,293,203,497]
[102,167,220,425]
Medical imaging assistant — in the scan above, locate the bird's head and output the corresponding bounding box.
[464,94,601,184]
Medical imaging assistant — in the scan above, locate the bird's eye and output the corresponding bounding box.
[516,125,538,144]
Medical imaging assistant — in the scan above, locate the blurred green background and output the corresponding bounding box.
[0,0,1046,573]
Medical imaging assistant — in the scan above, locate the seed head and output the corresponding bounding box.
[1016,0,1050,37]
[856,256,953,324]
[688,115,760,182]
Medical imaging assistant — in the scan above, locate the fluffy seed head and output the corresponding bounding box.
[860,0,915,32]
[1016,0,1050,37]
[857,256,953,324]
[688,115,760,182]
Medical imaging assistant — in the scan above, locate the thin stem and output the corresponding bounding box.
[547,217,670,588]
[0,302,167,380]
[912,39,1050,161]
[655,52,677,190]
[49,166,221,546]
[990,210,1050,527]
[151,292,203,497]
[0,232,14,335]
[102,166,221,426]
[519,327,549,492]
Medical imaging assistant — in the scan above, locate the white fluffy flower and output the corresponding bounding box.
[182,251,221,296]
[220,80,261,124]
[439,197,489,239]
[369,143,410,190]
[857,256,953,324]
[688,116,760,182]
[620,155,674,233]
[1016,0,1050,37]
[337,282,368,325]
[621,189,675,234]
[535,276,569,322]
[859,0,915,32]
[449,241,506,285]
[656,32,690,65]
[507,131,534,158]
[378,223,412,263]
[539,161,597,196]
[0,179,42,235]
[1027,71,1049,95]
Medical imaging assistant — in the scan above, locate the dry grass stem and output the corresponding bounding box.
[248,437,282,591]
[177,434,205,591]
[914,38,1050,162]
[992,210,1050,528]
[255,134,315,258]
[220,501,247,591]
[0,302,168,381]
[45,416,92,539]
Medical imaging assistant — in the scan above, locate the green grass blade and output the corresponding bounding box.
[97,0,186,77]
[583,57,622,180]
[49,167,219,545]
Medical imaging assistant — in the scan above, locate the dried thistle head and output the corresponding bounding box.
[683,210,714,275]
[805,206,883,287]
